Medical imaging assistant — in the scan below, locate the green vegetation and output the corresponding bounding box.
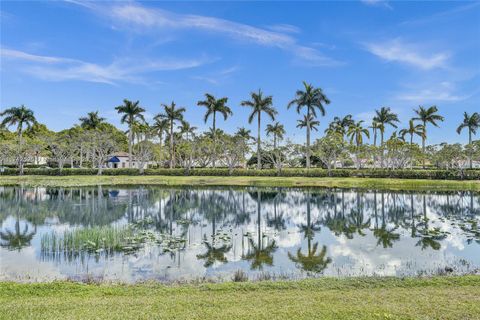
[0,175,479,191]
[0,276,479,320]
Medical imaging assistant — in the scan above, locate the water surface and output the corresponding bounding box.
[1,186,479,282]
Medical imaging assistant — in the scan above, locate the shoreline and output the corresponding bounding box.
[0,175,479,191]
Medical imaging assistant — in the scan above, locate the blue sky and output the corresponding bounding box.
[1,0,479,144]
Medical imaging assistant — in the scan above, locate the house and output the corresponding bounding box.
[106,152,148,169]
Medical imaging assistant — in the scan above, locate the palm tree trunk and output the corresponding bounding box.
[410,133,413,170]
[273,134,277,150]
[373,128,377,169]
[213,112,216,168]
[306,109,311,169]
[257,113,261,170]
[128,123,133,168]
[422,121,426,169]
[469,129,472,169]
[380,131,384,169]
[170,121,174,169]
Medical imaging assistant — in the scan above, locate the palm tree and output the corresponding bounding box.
[326,115,354,142]
[155,101,186,168]
[297,114,320,132]
[288,82,330,168]
[399,119,425,145]
[151,118,169,166]
[370,120,380,147]
[78,111,106,130]
[0,105,36,142]
[197,94,232,167]
[265,121,285,149]
[373,107,399,168]
[413,105,444,168]
[115,99,145,167]
[288,242,331,273]
[347,121,370,147]
[241,90,277,169]
[457,112,480,169]
[235,127,252,168]
[178,120,197,141]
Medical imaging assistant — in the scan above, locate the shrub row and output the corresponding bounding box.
[1,167,479,180]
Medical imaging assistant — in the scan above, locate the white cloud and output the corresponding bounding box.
[395,81,469,103]
[360,0,392,9]
[364,39,449,70]
[69,1,341,67]
[1,48,211,84]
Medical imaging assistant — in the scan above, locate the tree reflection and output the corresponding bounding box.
[0,218,35,251]
[243,190,277,270]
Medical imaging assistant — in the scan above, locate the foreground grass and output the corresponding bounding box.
[0,276,479,320]
[0,175,479,191]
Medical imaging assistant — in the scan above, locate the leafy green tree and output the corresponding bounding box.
[288,82,330,168]
[413,106,444,168]
[0,105,36,145]
[265,121,285,149]
[456,112,480,168]
[241,90,277,169]
[115,99,145,167]
[156,101,186,168]
[79,111,106,130]
[197,94,232,167]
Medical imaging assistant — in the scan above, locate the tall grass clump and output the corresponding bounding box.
[41,226,135,255]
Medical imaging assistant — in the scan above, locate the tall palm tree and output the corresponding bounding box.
[265,121,285,149]
[197,94,232,167]
[288,82,330,168]
[370,120,380,147]
[457,112,480,169]
[413,105,444,168]
[115,99,145,167]
[241,90,277,169]
[78,111,106,130]
[235,127,252,168]
[0,105,36,142]
[178,120,197,141]
[155,101,186,168]
[297,114,320,132]
[151,118,169,166]
[373,107,399,168]
[399,119,425,145]
[347,121,370,148]
[325,115,354,142]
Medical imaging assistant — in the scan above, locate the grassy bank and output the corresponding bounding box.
[0,175,479,191]
[0,276,479,320]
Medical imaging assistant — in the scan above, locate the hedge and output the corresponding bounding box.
[1,167,479,180]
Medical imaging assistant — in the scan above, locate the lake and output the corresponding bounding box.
[1,186,479,282]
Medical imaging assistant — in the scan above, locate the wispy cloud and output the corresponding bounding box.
[69,1,341,67]
[360,0,392,10]
[400,2,480,26]
[395,81,470,103]
[267,23,301,34]
[364,38,449,70]
[1,47,212,84]
[191,66,239,85]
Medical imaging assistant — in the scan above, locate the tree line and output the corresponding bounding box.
[1,82,479,174]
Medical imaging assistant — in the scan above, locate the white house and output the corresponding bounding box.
[106,152,149,169]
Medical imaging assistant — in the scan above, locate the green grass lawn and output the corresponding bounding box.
[0,175,479,191]
[1,277,479,320]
